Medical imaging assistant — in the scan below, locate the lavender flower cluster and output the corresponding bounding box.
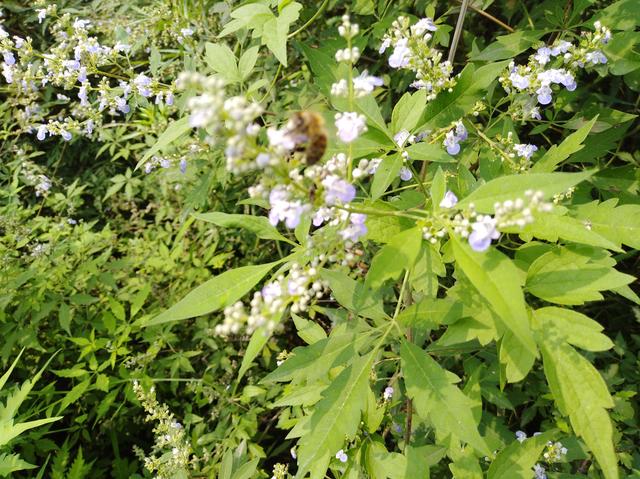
[380,16,456,99]
[1,7,175,143]
[500,22,612,119]
[429,189,552,252]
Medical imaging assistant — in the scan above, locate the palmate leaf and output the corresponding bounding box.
[400,341,491,456]
[450,235,537,382]
[531,117,597,172]
[295,352,374,479]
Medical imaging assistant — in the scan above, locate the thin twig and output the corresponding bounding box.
[458,0,515,33]
[448,0,470,64]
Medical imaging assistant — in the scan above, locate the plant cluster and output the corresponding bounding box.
[1,1,640,478]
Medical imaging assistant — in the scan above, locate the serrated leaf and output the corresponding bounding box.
[0,453,36,477]
[526,248,634,305]
[450,235,537,382]
[145,262,279,326]
[456,171,595,213]
[573,200,640,250]
[262,332,366,384]
[401,341,491,456]
[540,340,618,479]
[532,117,598,172]
[194,212,294,244]
[295,353,374,479]
[533,307,613,352]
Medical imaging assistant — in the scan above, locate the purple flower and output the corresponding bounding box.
[536,85,553,105]
[179,159,187,174]
[468,216,500,252]
[323,176,356,205]
[36,124,48,141]
[399,166,412,181]
[3,51,15,66]
[439,190,458,209]
[443,130,461,155]
[268,187,308,229]
[339,213,367,242]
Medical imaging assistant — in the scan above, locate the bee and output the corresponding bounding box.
[286,111,328,165]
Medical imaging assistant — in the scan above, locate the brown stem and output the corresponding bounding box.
[456,0,515,33]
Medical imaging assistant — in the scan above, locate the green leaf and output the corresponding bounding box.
[450,235,537,382]
[470,31,546,61]
[487,431,554,479]
[456,170,595,213]
[371,154,402,200]
[145,262,279,326]
[532,117,598,172]
[262,333,359,384]
[397,298,465,329]
[366,227,422,289]
[540,340,618,479]
[533,307,613,352]
[205,42,240,82]
[405,142,455,162]
[502,209,621,251]
[58,379,90,414]
[0,453,36,477]
[417,61,511,130]
[194,212,294,244]
[356,94,390,136]
[295,353,374,479]
[320,269,388,321]
[391,90,427,133]
[238,46,260,80]
[292,313,327,344]
[401,341,491,456]
[262,3,301,66]
[237,327,271,381]
[573,200,640,250]
[526,247,634,305]
[137,117,191,167]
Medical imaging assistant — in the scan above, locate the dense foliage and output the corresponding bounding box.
[1,0,639,478]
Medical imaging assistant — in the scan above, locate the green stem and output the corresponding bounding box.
[287,0,330,39]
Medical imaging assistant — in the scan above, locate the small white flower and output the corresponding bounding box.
[353,71,383,96]
[388,39,411,68]
[379,38,391,54]
[515,431,527,443]
[335,112,367,143]
[509,71,530,90]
